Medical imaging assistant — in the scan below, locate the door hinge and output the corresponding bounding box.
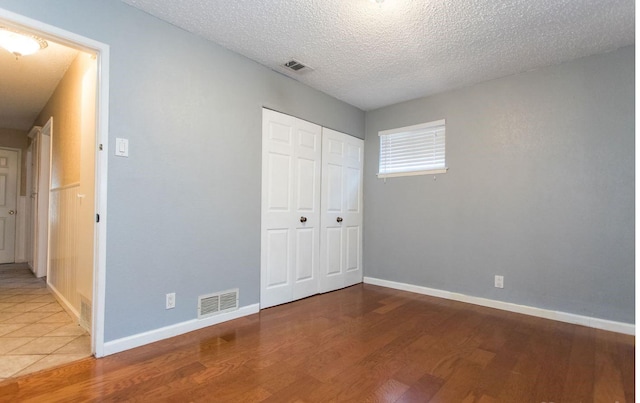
[99,144,103,151]
[96,213,100,223]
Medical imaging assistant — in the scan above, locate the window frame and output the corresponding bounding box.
[377,119,447,179]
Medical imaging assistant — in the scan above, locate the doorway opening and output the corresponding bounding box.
[0,8,109,362]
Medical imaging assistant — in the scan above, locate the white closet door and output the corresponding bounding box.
[320,128,364,293]
[261,109,321,308]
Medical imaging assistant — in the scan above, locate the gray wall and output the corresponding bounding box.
[0,0,364,341]
[364,46,634,324]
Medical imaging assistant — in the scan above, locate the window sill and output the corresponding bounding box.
[377,168,448,179]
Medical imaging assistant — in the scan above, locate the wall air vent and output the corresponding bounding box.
[198,288,239,319]
[283,59,314,73]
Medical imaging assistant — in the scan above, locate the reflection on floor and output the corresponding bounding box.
[0,263,91,381]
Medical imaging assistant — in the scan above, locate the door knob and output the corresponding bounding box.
[300,216,307,223]
[8,210,15,215]
[336,217,343,223]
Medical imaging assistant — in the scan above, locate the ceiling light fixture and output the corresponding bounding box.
[0,27,48,58]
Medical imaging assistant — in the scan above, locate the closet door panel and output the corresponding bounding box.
[265,229,291,287]
[296,158,317,211]
[345,226,360,272]
[320,128,364,293]
[343,134,364,287]
[266,153,291,212]
[292,118,321,300]
[324,226,343,279]
[346,166,361,212]
[262,109,321,308]
[325,163,343,212]
[293,226,317,299]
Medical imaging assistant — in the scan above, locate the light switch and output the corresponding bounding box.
[115,138,129,157]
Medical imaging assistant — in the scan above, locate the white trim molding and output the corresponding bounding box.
[363,277,635,336]
[103,304,260,356]
[48,282,80,322]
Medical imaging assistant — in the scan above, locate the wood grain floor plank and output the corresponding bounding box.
[428,358,485,402]
[0,284,632,402]
[469,321,532,399]
[528,323,574,403]
[395,372,444,402]
[615,333,636,403]
[560,325,595,402]
[361,378,409,402]
[101,361,207,401]
[593,329,630,403]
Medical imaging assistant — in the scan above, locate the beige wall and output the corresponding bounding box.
[0,128,28,196]
[35,52,96,189]
[34,51,97,317]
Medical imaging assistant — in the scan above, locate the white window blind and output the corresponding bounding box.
[378,119,447,178]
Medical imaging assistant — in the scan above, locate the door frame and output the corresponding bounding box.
[0,7,110,357]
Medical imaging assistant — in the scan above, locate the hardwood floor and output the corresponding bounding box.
[0,284,634,402]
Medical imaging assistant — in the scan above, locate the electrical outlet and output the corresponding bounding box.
[166,293,176,309]
[494,275,504,289]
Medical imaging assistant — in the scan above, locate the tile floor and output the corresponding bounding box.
[0,263,91,381]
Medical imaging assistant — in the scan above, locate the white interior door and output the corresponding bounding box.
[320,128,364,293]
[261,109,321,308]
[0,149,19,264]
[34,119,51,278]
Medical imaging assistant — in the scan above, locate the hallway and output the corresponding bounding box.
[0,263,91,381]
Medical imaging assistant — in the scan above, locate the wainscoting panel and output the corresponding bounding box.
[48,183,81,316]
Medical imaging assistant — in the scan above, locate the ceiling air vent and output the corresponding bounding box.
[198,288,239,319]
[283,59,313,73]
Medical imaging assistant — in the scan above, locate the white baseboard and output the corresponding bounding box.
[103,303,260,356]
[363,277,634,336]
[48,282,80,321]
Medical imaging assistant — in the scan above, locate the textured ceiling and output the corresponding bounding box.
[0,39,78,130]
[121,0,634,111]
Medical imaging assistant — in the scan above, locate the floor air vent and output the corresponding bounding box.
[198,288,239,319]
